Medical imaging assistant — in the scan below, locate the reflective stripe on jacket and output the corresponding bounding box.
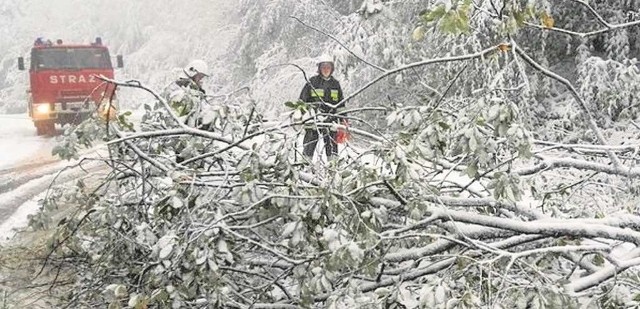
[299,75,344,116]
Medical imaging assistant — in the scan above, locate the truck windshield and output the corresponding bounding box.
[31,48,112,70]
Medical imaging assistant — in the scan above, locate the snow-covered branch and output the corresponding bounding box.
[566,249,640,293]
[515,156,640,178]
[430,208,640,244]
[338,44,502,108]
[514,44,623,168]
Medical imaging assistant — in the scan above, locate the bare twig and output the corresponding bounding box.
[524,19,640,38]
[337,45,502,108]
[569,0,612,28]
[290,15,386,72]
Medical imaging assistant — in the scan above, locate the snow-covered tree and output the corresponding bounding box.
[28,0,640,307]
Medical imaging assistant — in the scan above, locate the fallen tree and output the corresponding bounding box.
[31,1,640,308]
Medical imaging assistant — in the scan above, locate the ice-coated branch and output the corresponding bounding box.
[568,0,612,28]
[180,117,385,166]
[384,228,544,263]
[219,266,293,301]
[110,124,170,172]
[515,156,640,178]
[566,249,640,293]
[220,225,305,265]
[524,15,640,38]
[514,44,623,169]
[96,76,185,127]
[318,233,550,302]
[106,127,244,152]
[425,195,543,219]
[534,139,640,153]
[511,244,611,259]
[331,44,502,108]
[429,208,640,245]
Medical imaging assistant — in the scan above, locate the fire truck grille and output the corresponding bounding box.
[55,102,90,112]
[59,90,90,103]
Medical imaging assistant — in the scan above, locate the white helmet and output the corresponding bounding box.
[317,54,334,66]
[185,59,210,78]
[317,54,334,76]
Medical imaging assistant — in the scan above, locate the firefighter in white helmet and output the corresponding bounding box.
[298,54,345,160]
[162,59,210,118]
[179,59,210,94]
[158,59,212,163]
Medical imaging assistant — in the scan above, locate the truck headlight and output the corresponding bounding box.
[99,99,117,121]
[35,103,51,114]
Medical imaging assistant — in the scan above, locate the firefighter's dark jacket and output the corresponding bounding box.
[176,77,206,94]
[299,75,345,119]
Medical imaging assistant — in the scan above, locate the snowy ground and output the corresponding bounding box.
[0,114,58,239]
[0,114,106,243]
[0,114,57,171]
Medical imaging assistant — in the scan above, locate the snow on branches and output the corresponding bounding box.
[30,0,640,308]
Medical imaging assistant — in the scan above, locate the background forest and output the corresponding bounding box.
[3,0,640,308]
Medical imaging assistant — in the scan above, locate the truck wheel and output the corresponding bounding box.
[46,122,56,135]
[35,121,56,136]
[35,122,46,136]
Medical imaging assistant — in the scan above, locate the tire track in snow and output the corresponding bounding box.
[0,159,61,195]
[0,160,105,238]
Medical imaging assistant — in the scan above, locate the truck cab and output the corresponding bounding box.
[18,37,123,135]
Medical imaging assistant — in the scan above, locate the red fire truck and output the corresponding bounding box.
[18,37,123,135]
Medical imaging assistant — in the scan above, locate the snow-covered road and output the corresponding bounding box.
[0,114,58,172]
[0,114,103,242]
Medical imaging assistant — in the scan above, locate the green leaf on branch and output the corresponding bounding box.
[490,172,522,202]
[117,111,135,132]
[514,11,526,27]
[465,160,479,178]
[423,5,446,22]
[421,0,471,34]
[513,6,536,27]
[441,10,470,34]
[593,253,605,266]
[412,25,427,41]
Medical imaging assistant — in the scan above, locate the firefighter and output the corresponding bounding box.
[170,59,209,96]
[162,59,210,123]
[180,59,209,94]
[299,55,345,160]
[160,59,211,164]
